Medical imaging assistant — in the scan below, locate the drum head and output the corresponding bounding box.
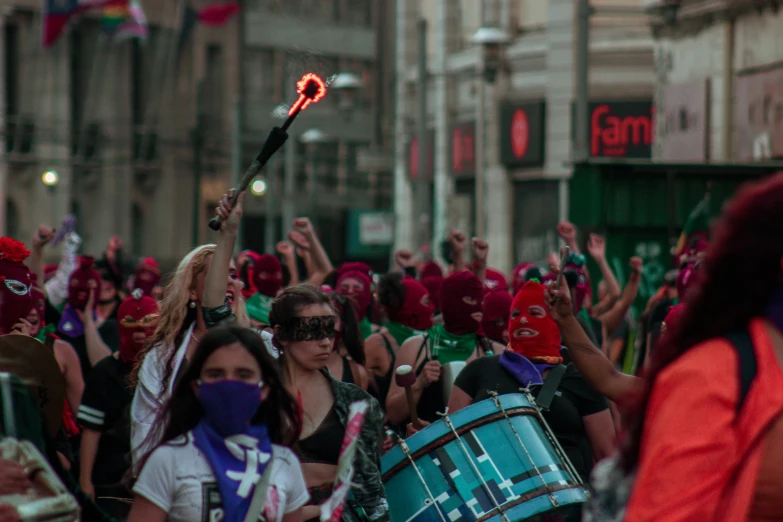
[0,335,65,439]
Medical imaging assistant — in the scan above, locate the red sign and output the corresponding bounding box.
[451,122,475,176]
[589,101,654,158]
[407,131,434,181]
[511,109,530,159]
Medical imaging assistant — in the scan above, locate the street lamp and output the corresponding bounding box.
[470,26,511,84]
[330,72,363,118]
[250,179,267,196]
[300,129,331,232]
[42,170,59,193]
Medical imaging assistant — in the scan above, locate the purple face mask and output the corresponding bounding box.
[197,380,264,436]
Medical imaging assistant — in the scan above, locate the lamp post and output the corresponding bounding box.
[42,170,59,194]
[330,72,363,119]
[470,25,510,239]
[300,128,331,234]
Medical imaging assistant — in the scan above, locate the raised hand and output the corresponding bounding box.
[394,249,415,269]
[629,256,644,282]
[587,233,607,261]
[288,230,311,251]
[449,229,467,257]
[292,217,315,237]
[276,241,294,258]
[215,189,246,236]
[543,268,574,323]
[32,225,54,250]
[557,221,577,242]
[472,238,488,265]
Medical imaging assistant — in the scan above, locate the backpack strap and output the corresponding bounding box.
[724,330,756,415]
[536,364,567,411]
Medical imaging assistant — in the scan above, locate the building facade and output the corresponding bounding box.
[645,0,783,164]
[0,0,243,268]
[238,0,394,268]
[393,0,656,275]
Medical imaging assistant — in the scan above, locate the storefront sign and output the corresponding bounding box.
[358,212,394,245]
[500,100,546,168]
[659,80,710,161]
[734,66,783,161]
[451,122,475,177]
[407,130,434,181]
[589,100,654,158]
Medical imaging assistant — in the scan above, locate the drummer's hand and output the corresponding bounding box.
[406,420,431,437]
[0,459,31,495]
[415,360,441,388]
[0,504,20,522]
[382,433,395,454]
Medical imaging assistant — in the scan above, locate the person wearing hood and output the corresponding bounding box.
[365,272,435,407]
[336,262,376,339]
[481,289,512,345]
[245,253,284,331]
[79,290,159,518]
[449,280,615,482]
[385,271,504,425]
[134,257,163,301]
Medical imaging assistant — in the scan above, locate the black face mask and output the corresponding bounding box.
[277,316,336,341]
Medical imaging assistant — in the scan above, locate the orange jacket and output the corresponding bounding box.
[625,318,783,522]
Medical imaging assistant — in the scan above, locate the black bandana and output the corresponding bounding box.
[277,316,336,341]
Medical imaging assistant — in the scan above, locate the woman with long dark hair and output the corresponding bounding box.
[270,284,388,522]
[548,174,783,521]
[129,326,306,522]
[326,292,370,390]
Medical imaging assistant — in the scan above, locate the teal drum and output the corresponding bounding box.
[382,393,588,522]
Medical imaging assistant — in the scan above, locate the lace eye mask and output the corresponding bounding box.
[277,316,336,341]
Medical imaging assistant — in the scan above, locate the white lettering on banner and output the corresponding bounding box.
[359,213,394,246]
[517,231,557,267]
[224,435,271,499]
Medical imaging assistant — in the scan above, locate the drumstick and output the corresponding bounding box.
[395,365,422,430]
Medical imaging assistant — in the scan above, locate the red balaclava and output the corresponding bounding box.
[512,262,536,295]
[337,263,373,321]
[252,254,283,298]
[0,237,33,335]
[508,280,562,364]
[421,276,443,311]
[481,289,512,345]
[134,257,161,298]
[483,268,508,293]
[420,261,443,280]
[67,256,101,311]
[239,250,262,298]
[117,290,160,364]
[439,271,484,335]
[386,278,435,331]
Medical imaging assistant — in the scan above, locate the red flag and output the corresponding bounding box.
[197,2,240,26]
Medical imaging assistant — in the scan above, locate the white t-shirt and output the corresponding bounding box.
[133,432,309,522]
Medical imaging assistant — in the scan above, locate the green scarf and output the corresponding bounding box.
[429,324,477,364]
[359,317,375,340]
[34,324,56,343]
[385,321,428,347]
[246,292,274,325]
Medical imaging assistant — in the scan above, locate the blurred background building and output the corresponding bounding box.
[393,0,657,276]
[0,0,393,269]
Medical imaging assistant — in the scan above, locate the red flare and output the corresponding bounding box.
[288,73,327,116]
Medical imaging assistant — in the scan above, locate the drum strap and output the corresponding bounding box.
[0,373,16,437]
[535,364,566,411]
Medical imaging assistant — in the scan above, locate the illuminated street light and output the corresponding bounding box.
[42,170,59,189]
[250,179,267,196]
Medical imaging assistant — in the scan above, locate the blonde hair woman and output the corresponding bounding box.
[130,239,247,468]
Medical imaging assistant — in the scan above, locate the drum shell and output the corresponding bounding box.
[382,393,587,522]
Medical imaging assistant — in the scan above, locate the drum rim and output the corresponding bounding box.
[382,406,538,481]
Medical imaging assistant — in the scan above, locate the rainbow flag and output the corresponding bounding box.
[43,0,113,48]
[102,0,147,40]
